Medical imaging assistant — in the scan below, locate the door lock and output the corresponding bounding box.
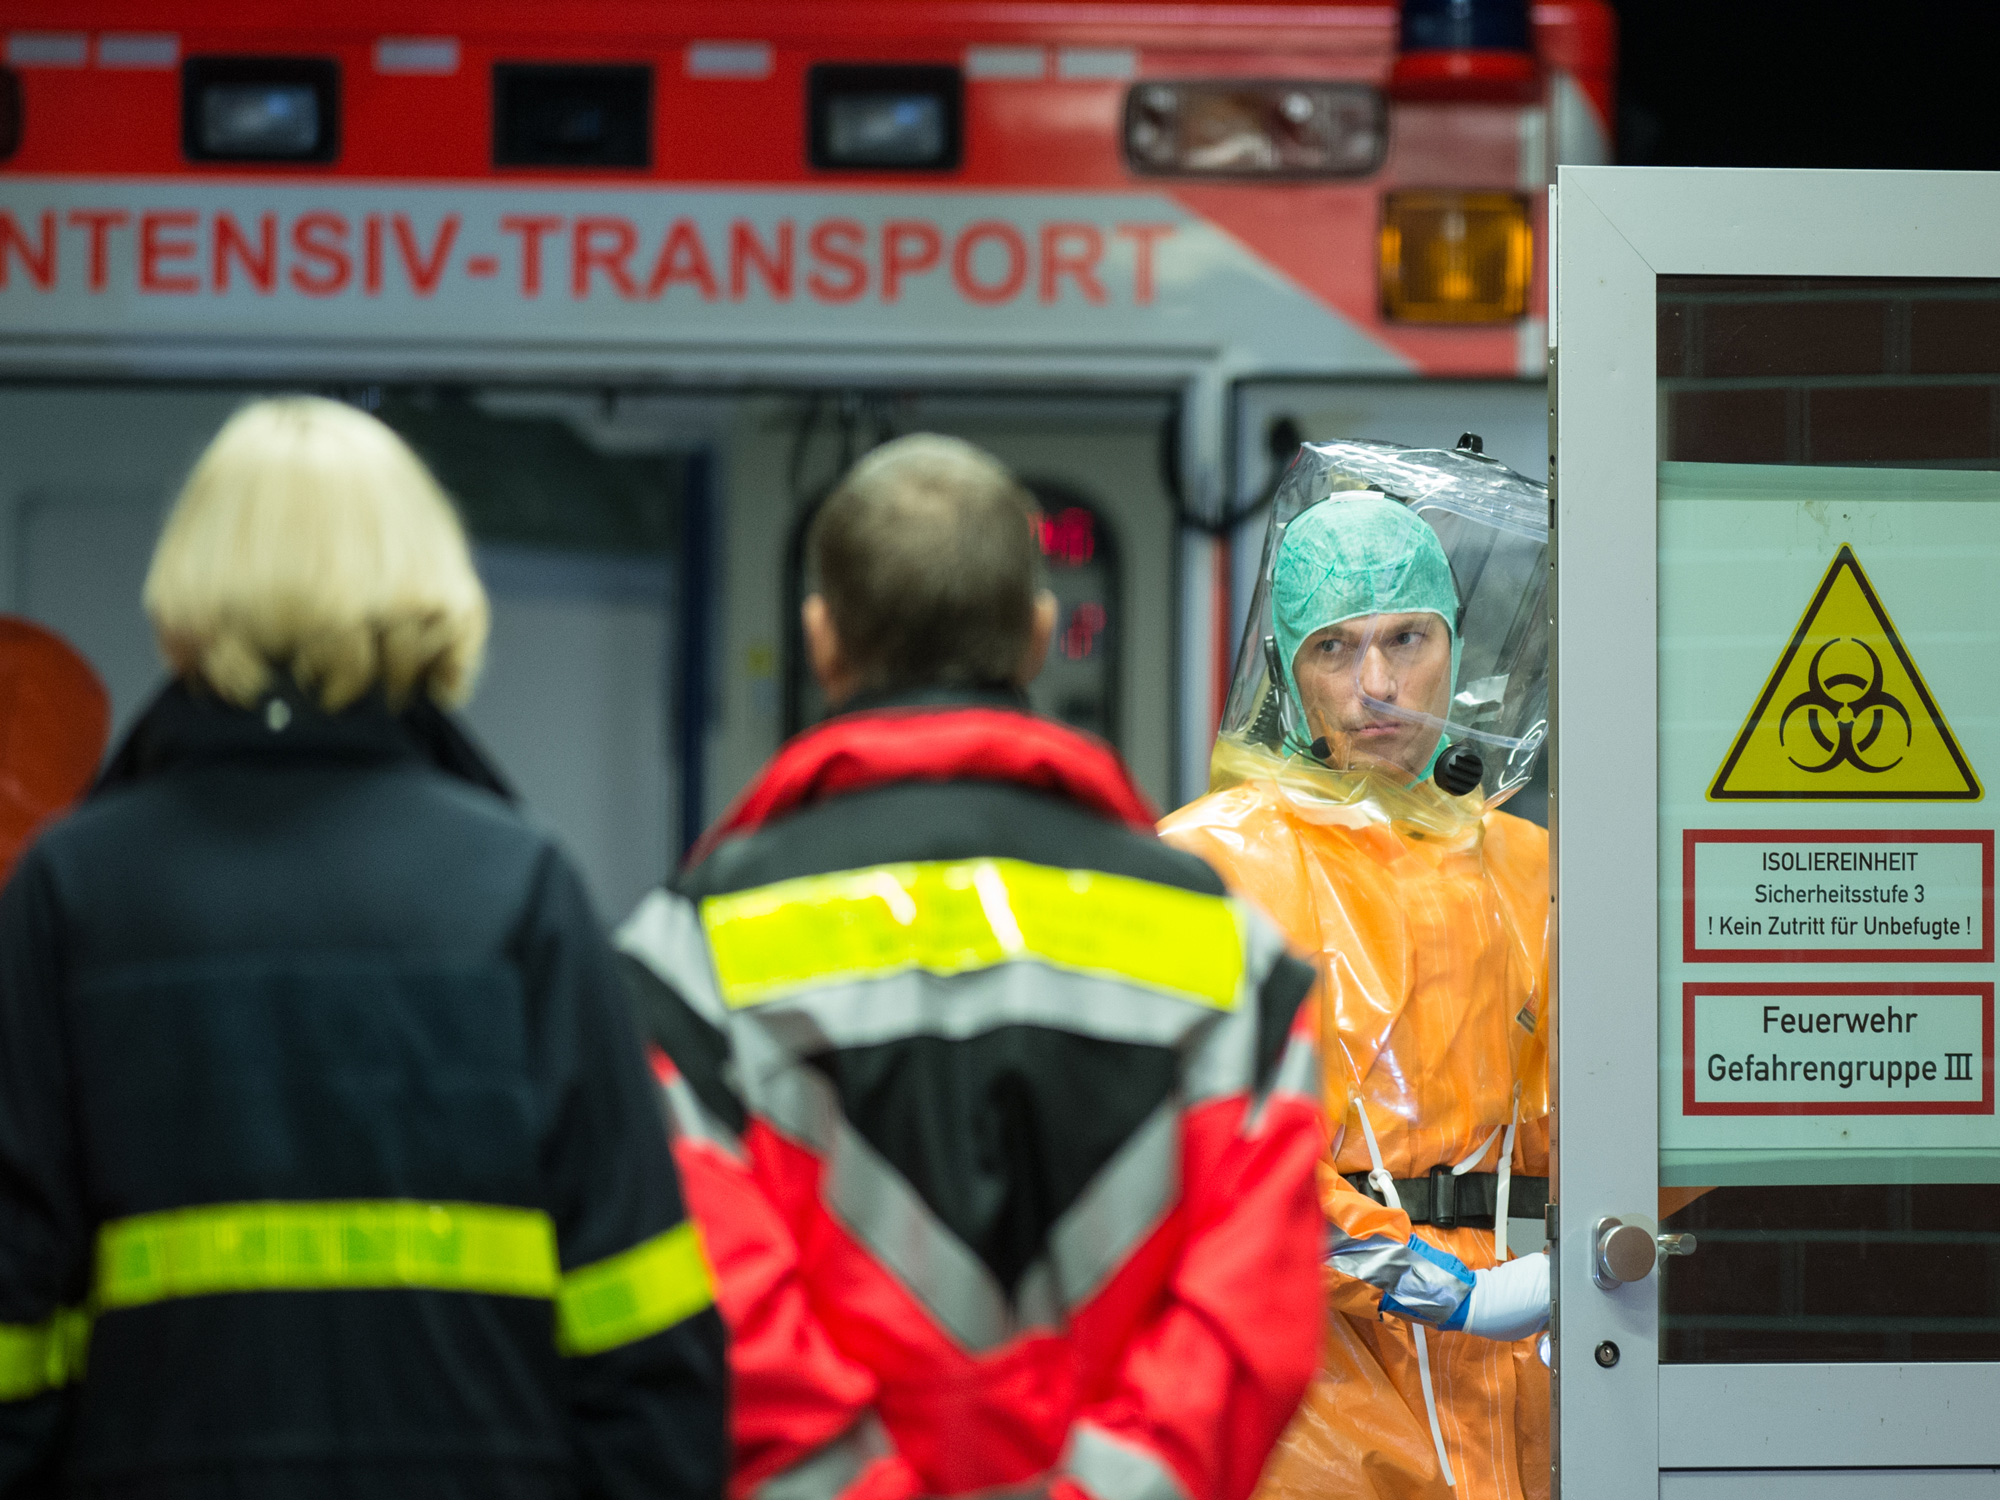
[1591,1216,1697,1289]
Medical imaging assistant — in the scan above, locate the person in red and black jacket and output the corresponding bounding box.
[615,435,1325,1500]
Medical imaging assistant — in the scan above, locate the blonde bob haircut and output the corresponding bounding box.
[145,396,488,712]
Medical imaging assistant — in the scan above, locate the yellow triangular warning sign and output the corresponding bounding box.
[1709,544,1980,801]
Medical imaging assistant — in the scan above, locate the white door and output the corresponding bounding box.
[1552,168,2000,1493]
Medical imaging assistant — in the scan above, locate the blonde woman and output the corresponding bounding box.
[0,398,725,1500]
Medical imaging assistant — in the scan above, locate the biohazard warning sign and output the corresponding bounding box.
[1710,545,1981,801]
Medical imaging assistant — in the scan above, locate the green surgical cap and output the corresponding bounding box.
[1272,495,1462,753]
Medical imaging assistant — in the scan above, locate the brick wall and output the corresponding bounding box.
[1659,276,2000,466]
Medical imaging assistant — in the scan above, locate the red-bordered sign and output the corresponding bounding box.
[1682,828,1994,965]
[1682,981,1995,1117]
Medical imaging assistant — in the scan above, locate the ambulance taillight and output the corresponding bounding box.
[1378,191,1533,323]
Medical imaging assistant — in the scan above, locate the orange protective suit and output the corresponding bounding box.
[1161,739,1550,1500]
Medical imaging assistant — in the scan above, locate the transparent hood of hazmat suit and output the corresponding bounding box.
[1215,439,1549,813]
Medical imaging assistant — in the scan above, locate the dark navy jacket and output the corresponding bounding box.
[0,683,726,1500]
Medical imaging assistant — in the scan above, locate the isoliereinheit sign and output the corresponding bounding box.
[1683,829,1993,963]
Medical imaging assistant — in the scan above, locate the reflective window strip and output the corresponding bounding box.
[556,1220,715,1356]
[705,859,1242,1010]
[96,1200,559,1310]
[0,1307,89,1402]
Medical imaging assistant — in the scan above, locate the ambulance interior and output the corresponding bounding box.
[0,374,1545,922]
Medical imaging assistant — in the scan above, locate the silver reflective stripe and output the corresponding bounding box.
[753,1412,891,1500]
[617,890,728,1025]
[1244,1025,1320,1136]
[659,1070,746,1163]
[1046,1098,1178,1307]
[733,961,1223,1057]
[755,1053,1179,1353]
[1183,909,1289,1105]
[741,1036,841,1150]
[1326,1230,1419,1294]
[1330,1229,1473,1326]
[1064,1423,1190,1500]
[1265,1027,1319,1103]
[821,1112,1030,1351]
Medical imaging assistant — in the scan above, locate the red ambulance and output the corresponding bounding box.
[0,0,1609,907]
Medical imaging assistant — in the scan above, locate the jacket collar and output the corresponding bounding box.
[688,689,1158,868]
[94,679,513,801]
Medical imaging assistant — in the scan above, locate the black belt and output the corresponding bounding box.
[1344,1169,1550,1230]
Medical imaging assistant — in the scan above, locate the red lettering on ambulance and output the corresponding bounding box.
[951,221,1027,305]
[574,216,639,299]
[289,213,350,297]
[139,211,199,294]
[66,210,126,293]
[1114,223,1174,306]
[644,220,717,300]
[730,220,792,301]
[807,219,867,303]
[500,215,563,298]
[213,212,276,293]
[364,215,384,295]
[394,215,459,298]
[1039,223,1105,305]
[881,221,941,303]
[0,212,54,291]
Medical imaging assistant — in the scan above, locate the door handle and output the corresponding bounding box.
[1591,1216,1697,1289]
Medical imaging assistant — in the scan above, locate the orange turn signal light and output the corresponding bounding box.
[1378,191,1532,324]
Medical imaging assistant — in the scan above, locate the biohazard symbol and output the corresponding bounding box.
[1709,544,1980,801]
[1778,639,1910,773]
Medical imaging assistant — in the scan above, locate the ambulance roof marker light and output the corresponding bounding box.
[964,45,1045,81]
[1389,0,1541,104]
[374,38,459,77]
[1056,48,1137,82]
[686,43,772,80]
[99,34,179,70]
[5,33,86,69]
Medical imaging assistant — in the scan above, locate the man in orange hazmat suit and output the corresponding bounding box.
[1162,442,1551,1500]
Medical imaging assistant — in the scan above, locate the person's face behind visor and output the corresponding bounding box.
[1293,610,1453,779]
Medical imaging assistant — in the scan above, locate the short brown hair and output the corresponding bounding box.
[812,434,1038,693]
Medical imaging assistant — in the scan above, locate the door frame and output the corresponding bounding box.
[1550,166,2000,1493]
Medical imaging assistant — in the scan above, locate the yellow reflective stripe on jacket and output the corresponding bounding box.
[704,858,1244,1009]
[96,1200,559,1310]
[91,1201,709,1359]
[556,1220,714,1356]
[0,1307,89,1402]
